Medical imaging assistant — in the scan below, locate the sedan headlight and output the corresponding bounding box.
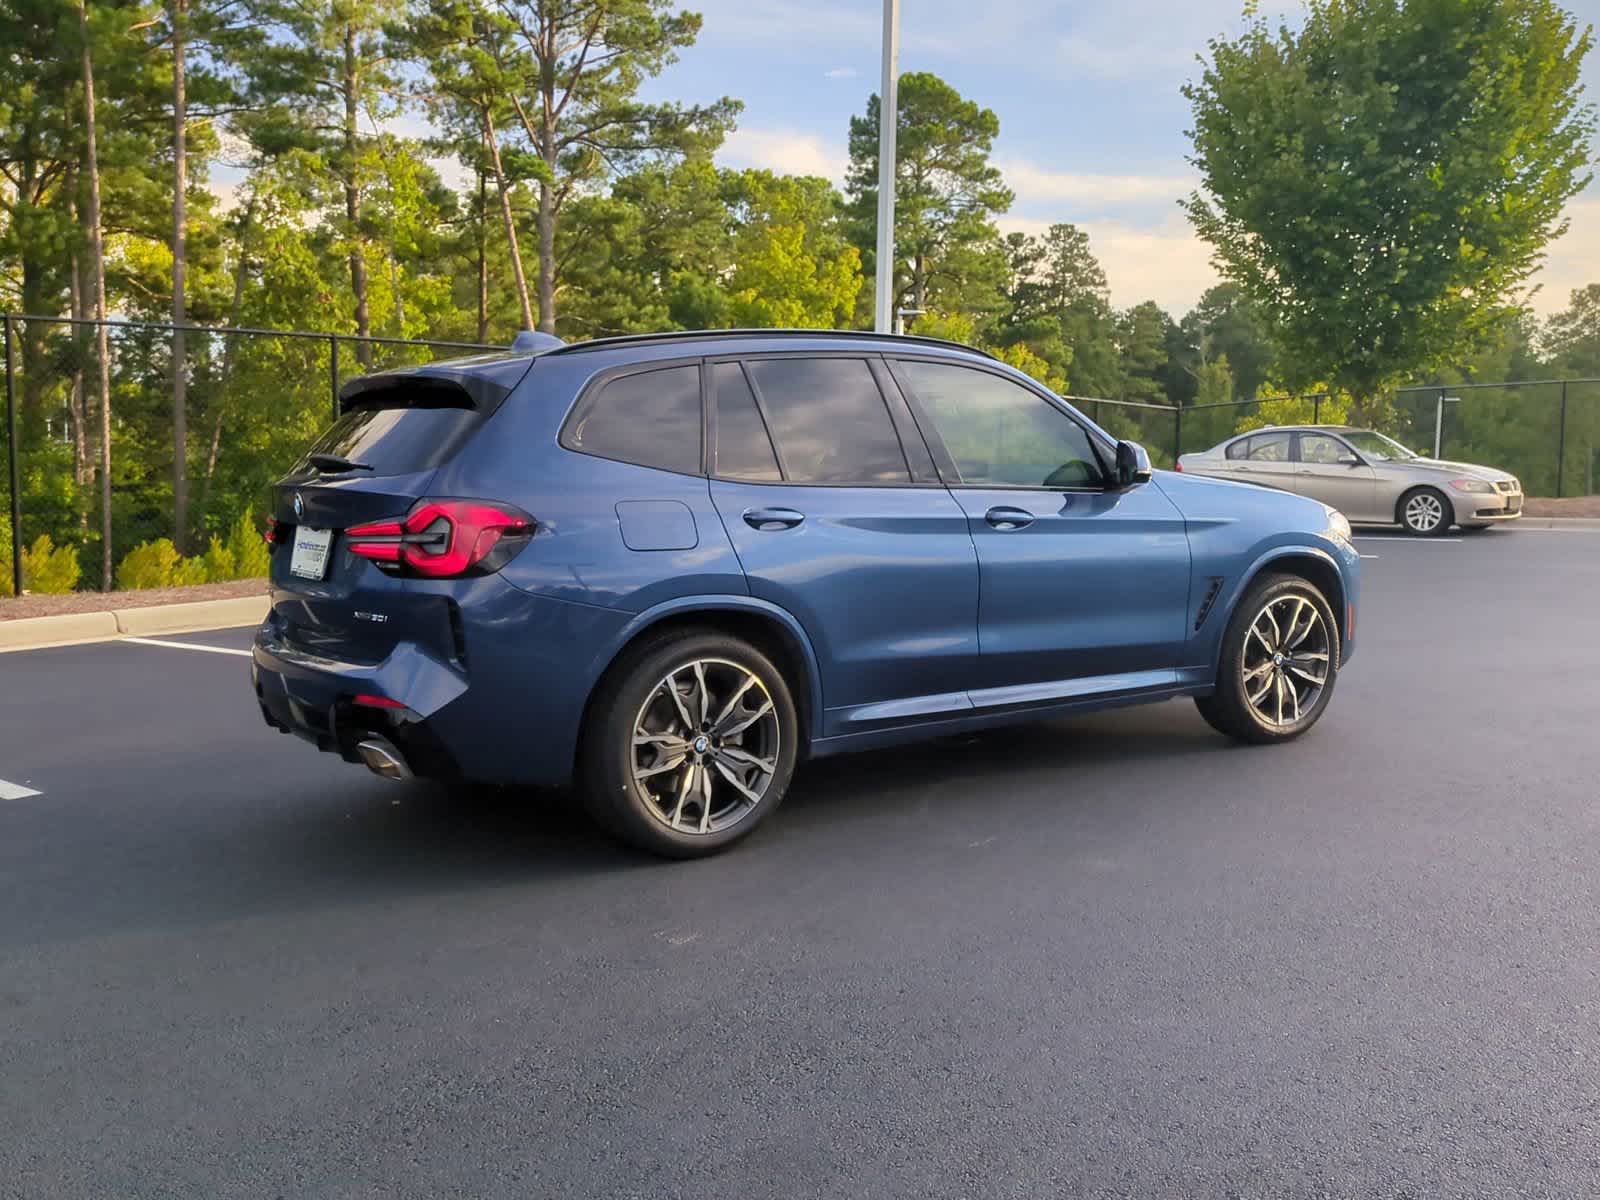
[1449,478,1494,494]
[1325,507,1352,544]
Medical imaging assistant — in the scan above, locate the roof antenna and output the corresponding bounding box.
[511,329,565,354]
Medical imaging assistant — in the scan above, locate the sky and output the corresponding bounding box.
[641,0,1600,320]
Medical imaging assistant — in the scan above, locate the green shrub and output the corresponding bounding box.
[226,511,270,579]
[0,513,12,597]
[117,538,182,590]
[21,535,81,594]
[173,555,210,586]
[200,534,237,583]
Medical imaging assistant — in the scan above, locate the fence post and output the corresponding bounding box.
[1557,380,1568,499]
[1173,403,1183,460]
[329,334,340,422]
[1313,394,1321,424]
[4,315,22,597]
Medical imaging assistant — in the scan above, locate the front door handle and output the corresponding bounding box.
[984,506,1035,531]
[743,507,805,531]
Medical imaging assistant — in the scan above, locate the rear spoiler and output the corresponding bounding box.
[337,356,536,416]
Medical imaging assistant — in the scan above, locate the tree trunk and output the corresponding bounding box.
[476,170,489,344]
[342,21,371,367]
[67,171,90,494]
[201,194,257,517]
[537,174,555,334]
[482,108,535,330]
[171,0,189,551]
[79,1,114,591]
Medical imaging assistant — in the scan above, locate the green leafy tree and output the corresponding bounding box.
[725,171,860,328]
[847,72,1013,325]
[1183,0,1595,412]
[1544,283,1600,375]
[1176,283,1275,404]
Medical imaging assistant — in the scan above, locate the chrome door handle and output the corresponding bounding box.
[984,506,1034,531]
[743,507,805,531]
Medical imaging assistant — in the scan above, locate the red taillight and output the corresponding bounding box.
[345,500,532,578]
[265,516,278,545]
[1174,460,1183,472]
[352,693,406,710]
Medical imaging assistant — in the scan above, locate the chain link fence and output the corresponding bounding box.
[5,315,1597,597]
[3,314,495,596]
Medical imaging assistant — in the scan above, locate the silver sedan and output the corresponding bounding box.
[1176,426,1523,535]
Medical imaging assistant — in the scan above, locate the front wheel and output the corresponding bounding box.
[1399,487,1452,536]
[580,630,798,858]
[1195,574,1341,744]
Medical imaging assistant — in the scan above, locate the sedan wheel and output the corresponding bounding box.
[1400,487,1450,536]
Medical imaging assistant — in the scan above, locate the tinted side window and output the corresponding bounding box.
[567,365,702,474]
[896,360,1105,488]
[1244,432,1291,462]
[713,363,781,482]
[745,358,910,484]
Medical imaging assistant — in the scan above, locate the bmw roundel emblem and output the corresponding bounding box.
[293,491,305,520]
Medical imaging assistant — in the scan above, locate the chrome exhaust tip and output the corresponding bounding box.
[356,737,414,781]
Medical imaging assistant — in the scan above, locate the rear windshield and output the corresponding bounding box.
[296,386,482,477]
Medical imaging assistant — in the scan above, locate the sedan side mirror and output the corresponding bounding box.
[1115,440,1153,487]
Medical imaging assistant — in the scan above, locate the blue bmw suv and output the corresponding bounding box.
[253,330,1359,857]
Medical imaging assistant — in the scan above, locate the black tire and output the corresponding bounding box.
[1398,486,1453,536]
[1195,573,1341,745]
[580,629,799,858]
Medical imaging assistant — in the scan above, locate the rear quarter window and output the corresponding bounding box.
[563,364,704,475]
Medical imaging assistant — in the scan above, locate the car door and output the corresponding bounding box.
[1222,431,1298,491]
[888,357,1191,704]
[1293,431,1380,520]
[707,355,980,737]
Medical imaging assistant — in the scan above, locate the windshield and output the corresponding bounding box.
[1341,430,1418,461]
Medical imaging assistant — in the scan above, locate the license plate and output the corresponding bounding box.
[290,526,334,580]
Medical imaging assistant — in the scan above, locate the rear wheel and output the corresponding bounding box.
[580,630,798,858]
[1399,487,1451,535]
[1195,574,1340,744]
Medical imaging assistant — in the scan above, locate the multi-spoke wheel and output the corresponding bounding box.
[1399,486,1451,536]
[582,631,798,857]
[1196,574,1341,743]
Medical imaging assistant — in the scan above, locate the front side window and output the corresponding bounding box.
[566,365,702,475]
[1299,433,1356,465]
[743,358,911,484]
[895,360,1105,488]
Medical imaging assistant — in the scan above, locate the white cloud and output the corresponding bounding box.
[824,67,859,79]
[998,160,1196,209]
[1057,37,1194,82]
[1526,196,1600,319]
[719,127,848,185]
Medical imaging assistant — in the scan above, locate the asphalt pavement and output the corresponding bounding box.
[3,527,1599,1198]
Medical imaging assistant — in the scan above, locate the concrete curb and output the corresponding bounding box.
[0,595,268,653]
[1513,516,1600,530]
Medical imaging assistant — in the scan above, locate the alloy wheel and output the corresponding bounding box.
[630,658,781,835]
[1241,593,1330,727]
[1404,491,1445,533]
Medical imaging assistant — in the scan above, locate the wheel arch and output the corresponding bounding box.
[578,596,824,766]
[1221,546,1349,662]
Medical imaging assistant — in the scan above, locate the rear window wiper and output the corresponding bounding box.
[307,452,374,474]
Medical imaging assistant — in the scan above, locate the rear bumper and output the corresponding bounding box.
[252,627,468,777]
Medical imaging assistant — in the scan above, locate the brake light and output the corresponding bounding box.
[346,499,533,578]
[265,516,278,545]
[1174,460,1183,472]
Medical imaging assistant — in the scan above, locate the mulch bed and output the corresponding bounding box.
[0,578,267,621]
[1523,496,1600,519]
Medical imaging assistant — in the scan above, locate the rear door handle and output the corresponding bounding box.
[984,506,1034,531]
[743,507,805,531]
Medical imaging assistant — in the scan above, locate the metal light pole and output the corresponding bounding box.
[873,0,900,334]
[1433,393,1459,459]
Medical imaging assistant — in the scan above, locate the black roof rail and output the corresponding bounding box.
[538,328,999,361]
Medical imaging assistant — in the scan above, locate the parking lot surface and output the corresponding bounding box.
[3,527,1599,1198]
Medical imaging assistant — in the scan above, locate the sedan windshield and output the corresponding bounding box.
[1341,430,1418,461]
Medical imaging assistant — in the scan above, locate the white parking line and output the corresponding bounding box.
[122,637,253,658]
[0,778,42,800]
[1353,536,1462,543]
[1359,554,1380,560]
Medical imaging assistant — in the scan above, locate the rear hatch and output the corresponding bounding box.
[268,369,515,664]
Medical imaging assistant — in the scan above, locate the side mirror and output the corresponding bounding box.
[1115,440,1153,487]
[1341,454,1361,467]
